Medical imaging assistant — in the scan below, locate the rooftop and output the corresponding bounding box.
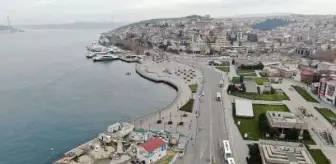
[235,99,254,118]
[258,140,315,164]
[140,137,166,152]
[266,111,307,130]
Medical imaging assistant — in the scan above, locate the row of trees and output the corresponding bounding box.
[239,62,264,70]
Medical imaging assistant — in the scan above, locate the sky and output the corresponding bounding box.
[1,0,336,25]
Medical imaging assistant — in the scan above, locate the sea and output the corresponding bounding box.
[0,29,176,164]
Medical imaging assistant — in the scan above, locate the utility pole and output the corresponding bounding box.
[7,16,11,33]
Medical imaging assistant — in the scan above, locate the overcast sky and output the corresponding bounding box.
[1,0,336,25]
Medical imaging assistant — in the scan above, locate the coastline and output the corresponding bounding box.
[54,56,194,163]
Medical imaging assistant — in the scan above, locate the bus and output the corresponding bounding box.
[216,92,221,101]
[226,157,236,164]
[222,140,232,161]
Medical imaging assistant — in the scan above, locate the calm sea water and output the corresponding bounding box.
[0,30,176,164]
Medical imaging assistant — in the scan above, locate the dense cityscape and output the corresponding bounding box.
[50,14,336,164]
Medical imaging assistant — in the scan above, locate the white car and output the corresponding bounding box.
[202,92,205,96]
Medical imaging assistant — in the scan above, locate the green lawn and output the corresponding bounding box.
[314,107,336,125]
[179,99,194,113]
[233,104,290,140]
[231,90,290,101]
[238,69,256,73]
[220,61,230,66]
[254,77,269,85]
[215,66,230,72]
[231,77,242,84]
[189,84,198,93]
[157,152,177,164]
[308,149,330,164]
[292,85,319,103]
[238,72,257,76]
[231,77,269,85]
[233,103,315,144]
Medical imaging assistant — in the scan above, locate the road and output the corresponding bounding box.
[175,57,233,164]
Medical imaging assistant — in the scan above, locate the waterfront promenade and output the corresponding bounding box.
[129,59,202,136]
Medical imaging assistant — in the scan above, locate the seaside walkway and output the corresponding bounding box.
[128,59,203,136]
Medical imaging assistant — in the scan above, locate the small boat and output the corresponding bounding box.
[93,55,119,62]
[125,72,131,75]
[86,53,97,58]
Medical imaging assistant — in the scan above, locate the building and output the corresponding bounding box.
[235,99,254,118]
[318,79,336,106]
[258,140,316,164]
[317,62,336,72]
[266,111,308,134]
[245,81,258,93]
[263,67,280,77]
[301,69,314,83]
[137,137,167,163]
[263,82,272,93]
[268,65,297,78]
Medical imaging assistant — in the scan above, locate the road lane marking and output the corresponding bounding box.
[209,91,213,163]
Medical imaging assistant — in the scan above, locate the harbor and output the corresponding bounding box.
[54,43,202,164]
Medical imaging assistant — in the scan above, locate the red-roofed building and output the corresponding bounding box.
[137,137,167,163]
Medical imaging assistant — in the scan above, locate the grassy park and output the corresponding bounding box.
[238,72,257,76]
[308,149,331,164]
[292,85,319,103]
[220,61,230,66]
[179,99,194,113]
[314,107,336,125]
[233,104,290,140]
[238,69,255,74]
[254,77,269,85]
[189,84,198,93]
[231,77,269,85]
[215,66,230,72]
[231,91,289,101]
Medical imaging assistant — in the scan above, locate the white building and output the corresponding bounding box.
[317,62,336,72]
[235,99,254,118]
[258,140,316,164]
[137,137,167,163]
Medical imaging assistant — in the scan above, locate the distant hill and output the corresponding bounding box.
[252,18,293,31]
[114,14,204,32]
[228,13,294,18]
[17,22,126,30]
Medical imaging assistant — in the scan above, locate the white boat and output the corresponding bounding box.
[86,52,108,58]
[93,55,119,62]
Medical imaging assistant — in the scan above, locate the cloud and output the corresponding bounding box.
[0,0,335,24]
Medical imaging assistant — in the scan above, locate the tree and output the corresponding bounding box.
[286,128,299,140]
[232,59,235,65]
[270,87,275,94]
[246,144,262,164]
[240,83,246,92]
[240,75,244,83]
[257,86,261,94]
[259,113,269,136]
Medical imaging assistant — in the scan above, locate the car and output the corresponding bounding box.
[202,92,205,96]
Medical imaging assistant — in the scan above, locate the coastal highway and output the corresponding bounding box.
[175,57,234,164]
